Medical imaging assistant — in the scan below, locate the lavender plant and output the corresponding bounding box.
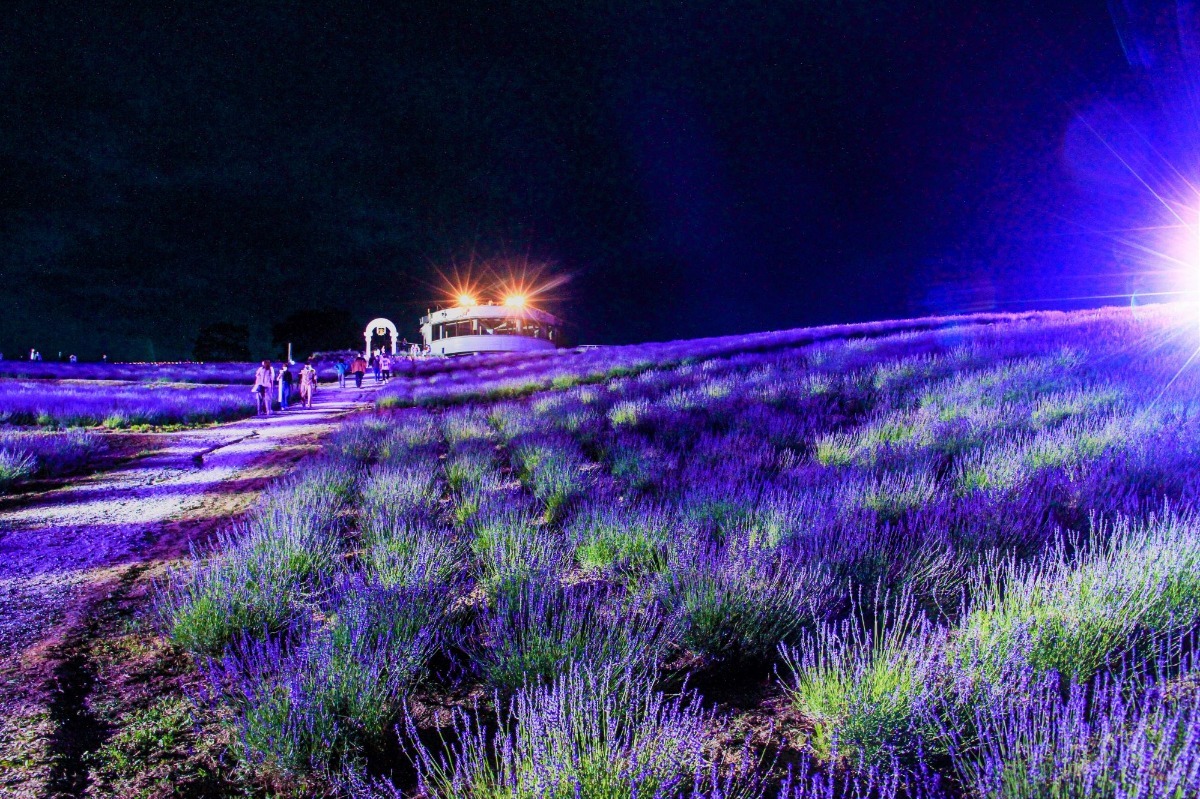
[0,448,35,491]
[571,502,672,577]
[661,540,833,667]
[160,461,355,654]
[780,592,946,766]
[208,577,446,773]
[948,512,1200,688]
[945,665,1200,798]
[403,663,720,799]
[0,429,107,491]
[475,577,671,692]
[469,501,567,595]
[510,433,590,522]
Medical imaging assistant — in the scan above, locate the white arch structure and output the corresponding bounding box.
[363,318,399,357]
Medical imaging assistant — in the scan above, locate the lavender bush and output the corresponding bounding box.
[207,578,447,772]
[781,592,946,766]
[0,448,35,491]
[570,502,672,577]
[0,359,261,383]
[0,428,106,491]
[946,663,1200,798]
[475,577,670,692]
[160,461,356,654]
[469,501,568,595]
[661,540,832,667]
[402,664,721,799]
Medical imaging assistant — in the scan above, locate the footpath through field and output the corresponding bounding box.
[0,380,380,797]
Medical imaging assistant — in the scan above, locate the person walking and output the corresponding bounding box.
[380,352,392,382]
[253,360,276,416]
[278,362,293,409]
[370,353,382,383]
[298,360,318,408]
[350,354,368,388]
[335,357,347,388]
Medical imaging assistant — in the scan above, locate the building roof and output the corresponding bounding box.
[422,305,562,325]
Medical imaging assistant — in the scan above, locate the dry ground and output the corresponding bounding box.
[0,382,379,798]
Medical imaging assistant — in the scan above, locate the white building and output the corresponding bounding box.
[420,303,564,357]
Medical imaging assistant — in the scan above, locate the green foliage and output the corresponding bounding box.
[951,514,1200,686]
[470,506,563,596]
[160,468,351,655]
[663,544,831,666]
[511,438,587,523]
[782,595,943,766]
[607,399,649,427]
[572,510,670,577]
[0,449,35,492]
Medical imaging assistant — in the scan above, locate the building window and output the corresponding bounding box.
[435,319,476,339]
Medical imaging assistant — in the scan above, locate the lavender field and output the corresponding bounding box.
[0,379,257,494]
[0,380,256,430]
[0,429,107,493]
[0,360,260,383]
[158,304,1200,797]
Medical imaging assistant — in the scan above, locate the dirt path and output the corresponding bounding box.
[0,381,379,797]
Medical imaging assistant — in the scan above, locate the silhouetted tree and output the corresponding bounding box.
[193,322,251,361]
[271,309,360,359]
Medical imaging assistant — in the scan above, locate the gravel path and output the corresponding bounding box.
[0,382,379,665]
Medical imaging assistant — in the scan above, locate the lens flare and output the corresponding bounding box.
[457,293,476,307]
[503,294,527,308]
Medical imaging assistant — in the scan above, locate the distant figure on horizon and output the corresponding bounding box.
[334,356,347,388]
[69,354,77,363]
[278,362,293,409]
[253,360,276,416]
[349,354,367,388]
[380,352,392,381]
[299,360,318,408]
[409,342,419,360]
[422,343,432,358]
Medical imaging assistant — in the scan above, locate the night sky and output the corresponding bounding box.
[0,2,1175,360]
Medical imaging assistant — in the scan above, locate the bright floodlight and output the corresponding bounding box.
[504,294,527,308]
[457,293,476,307]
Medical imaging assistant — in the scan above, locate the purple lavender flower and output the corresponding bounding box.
[402,663,720,798]
[475,576,671,692]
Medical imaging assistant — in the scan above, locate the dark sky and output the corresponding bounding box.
[0,1,1152,359]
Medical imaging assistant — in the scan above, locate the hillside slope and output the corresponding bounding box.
[148,303,1200,797]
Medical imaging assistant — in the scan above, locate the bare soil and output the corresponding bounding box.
[0,383,379,798]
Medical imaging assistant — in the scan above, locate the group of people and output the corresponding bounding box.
[252,343,438,412]
[7,351,100,362]
[334,355,371,389]
[330,345,434,389]
[252,359,318,416]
